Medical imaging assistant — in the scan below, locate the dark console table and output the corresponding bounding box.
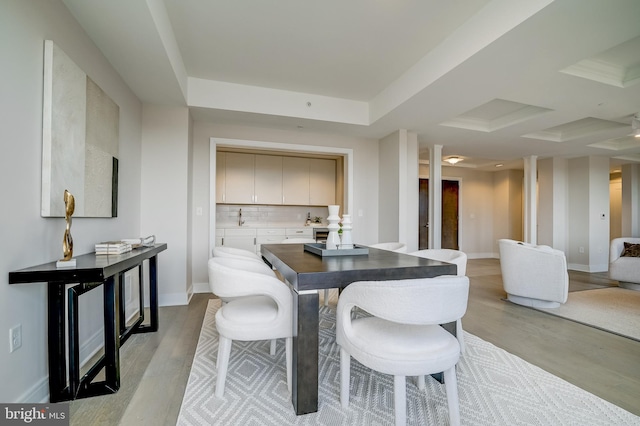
[9,243,167,402]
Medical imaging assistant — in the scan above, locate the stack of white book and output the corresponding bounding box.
[95,241,133,255]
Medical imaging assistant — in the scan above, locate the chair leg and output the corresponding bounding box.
[443,366,461,426]
[285,337,292,393]
[270,339,276,356]
[417,375,425,390]
[456,319,465,354]
[215,336,232,398]
[324,289,329,306]
[393,375,407,426]
[340,348,350,408]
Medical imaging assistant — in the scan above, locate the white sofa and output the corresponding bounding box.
[498,239,569,308]
[609,237,640,291]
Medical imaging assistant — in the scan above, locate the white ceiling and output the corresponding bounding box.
[62,0,640,171]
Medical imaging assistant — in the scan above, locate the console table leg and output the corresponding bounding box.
[103,275,121,391]
[48,282,68,403]
[148,256,158,332]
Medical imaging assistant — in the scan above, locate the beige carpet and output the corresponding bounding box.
[534,288,640,341]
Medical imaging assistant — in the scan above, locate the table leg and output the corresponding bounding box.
[103,275,121,392]
[292,290,319,415]
[47,282,68,403]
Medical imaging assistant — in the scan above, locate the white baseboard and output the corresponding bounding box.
[193,282,211,294]
[159,291,191,306]
[568,263,608,273]
[14,376,49,403]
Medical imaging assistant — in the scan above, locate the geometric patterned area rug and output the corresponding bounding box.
[177,299,640,426]
[533,287,640,342]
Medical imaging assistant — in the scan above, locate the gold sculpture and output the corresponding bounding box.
[62,189,75,261]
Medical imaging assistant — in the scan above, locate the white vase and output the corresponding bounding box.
[340,214,353,249]
[326,205,341,249]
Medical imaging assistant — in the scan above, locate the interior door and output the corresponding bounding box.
[418,179,459,250]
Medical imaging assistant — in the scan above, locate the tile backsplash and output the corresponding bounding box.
[216,205,335,227]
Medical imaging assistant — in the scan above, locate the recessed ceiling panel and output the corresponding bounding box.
[522,117,628,142]
[439,99,552,132]
[613,153,640,163]
[560,36,640,88]
[589,135,640,151]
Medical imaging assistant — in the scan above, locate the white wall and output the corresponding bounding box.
[140,105,191,305]
[378,132,401,243]
[621,163,640,237]
[568,156,610,272]
[377,130,419,251]
[190,122,380,287]
[492,169,523,253]
[0,0,142,402]
[538,157,569,251]
[588,156,610,272]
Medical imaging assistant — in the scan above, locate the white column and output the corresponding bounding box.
[622,164,640,237]
[523,155,537,244]
[429,145,443,249]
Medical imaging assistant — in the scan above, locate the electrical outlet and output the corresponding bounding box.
[9,324,22,353]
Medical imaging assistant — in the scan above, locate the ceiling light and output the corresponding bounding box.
[445,156,462,165]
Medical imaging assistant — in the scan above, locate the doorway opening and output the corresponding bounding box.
[419,179,460,250]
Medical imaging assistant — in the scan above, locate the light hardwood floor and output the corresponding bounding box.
[69,259,640,424]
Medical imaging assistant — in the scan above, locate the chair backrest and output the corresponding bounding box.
[207,257,289,302]
[369,242,407,253]
[280,238,317,244]
[337,276,469,327]
[610,237,640,262]
[408,249,467,276]
[212,246,261,261]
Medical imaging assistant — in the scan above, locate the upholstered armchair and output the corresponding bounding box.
[336,276,469,426]
[498,239,569,308]
[609,237,640,291]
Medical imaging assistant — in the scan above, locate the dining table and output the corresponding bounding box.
[260,243,457,416]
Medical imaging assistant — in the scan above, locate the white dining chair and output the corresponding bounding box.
[369,242,407,253]
[408,249,468,354]
[336,276,469,426]
[208,257,293,398]
[280,238,332,306]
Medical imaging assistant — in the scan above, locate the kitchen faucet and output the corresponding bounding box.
[238,208,245,226]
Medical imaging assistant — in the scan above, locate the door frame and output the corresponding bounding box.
[418,175,462,250]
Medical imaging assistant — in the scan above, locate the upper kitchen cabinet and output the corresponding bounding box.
[309,158,336,206]
[223,152,255,204]
[220,153,283,204]
[215,152,226,203]
[254,154,283,204]
[217,150,337,206]
[282,157,310,205]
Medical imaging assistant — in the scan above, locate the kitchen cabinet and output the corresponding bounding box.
[215,153,226,203]
[309,158,336,206]
[224,152,255,204]
[285,228,313,238]
[221,228,257,252]
[256,228,286,252]
[254,155,283,204]
[282,157,310,205]
[218,151,336,206]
